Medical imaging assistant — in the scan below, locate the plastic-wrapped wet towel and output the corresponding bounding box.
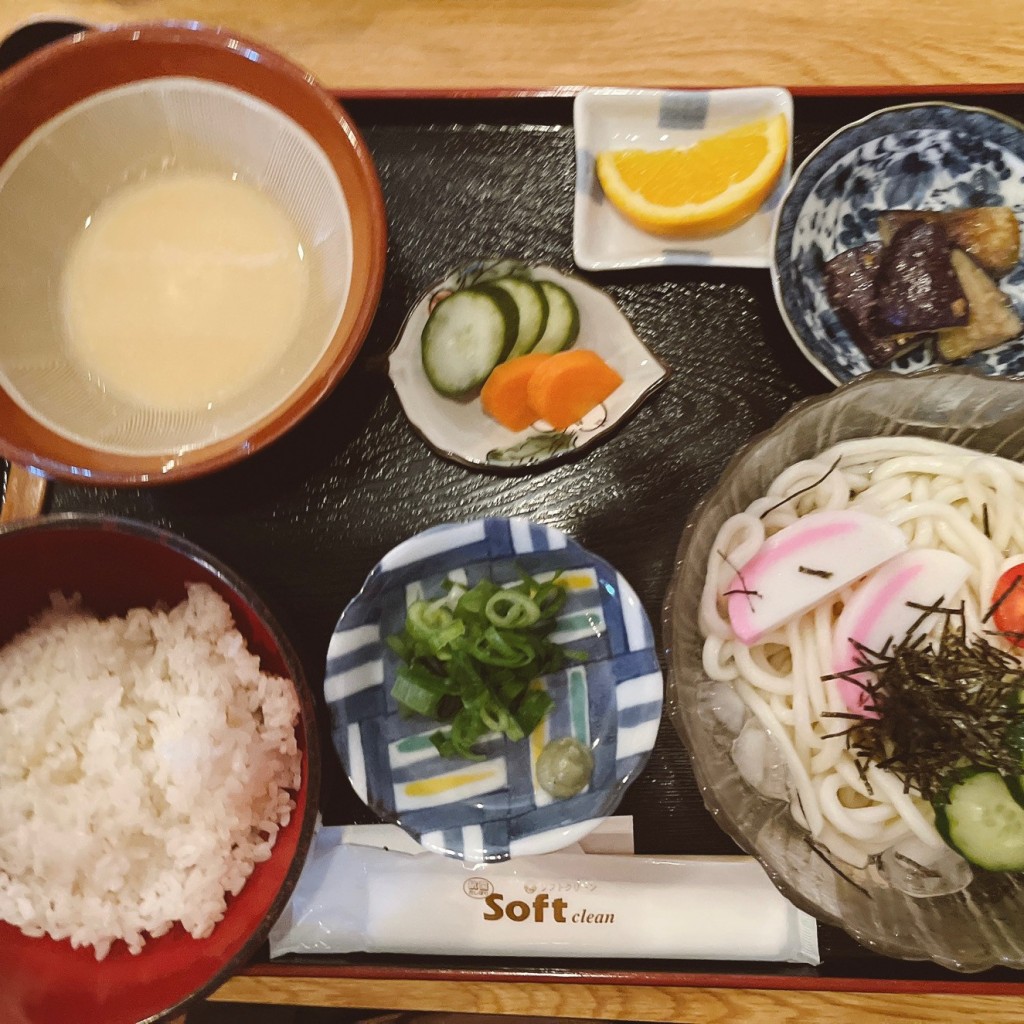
[268,821,819,963]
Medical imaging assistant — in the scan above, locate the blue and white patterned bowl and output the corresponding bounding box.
[772,102,1024,384]
[325,517,663,861]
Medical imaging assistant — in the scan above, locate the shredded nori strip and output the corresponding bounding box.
[893,850,944,879]
[718,548,760,613]
[822,605,1024,803]
[759,457,842,520]
[806,839,873,897]
[983,572,1023,625]
[798,565,834,579]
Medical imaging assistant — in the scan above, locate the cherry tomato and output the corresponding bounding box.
[992,564,1024,648]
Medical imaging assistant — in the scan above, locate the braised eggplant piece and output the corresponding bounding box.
[874,221,969,334]
[937,249,1023,361]
[879,207,1020,278]
[823,243,924,366]
[823,242,883,336]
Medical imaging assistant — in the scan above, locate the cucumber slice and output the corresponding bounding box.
[934,769,1024,871]
[470,259,530,286]
[1007,773,1024,808]
[483,278,549,359]
[532,280,580,354]
[420,288,517,397]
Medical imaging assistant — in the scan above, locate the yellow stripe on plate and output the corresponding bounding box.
[405,770,494,798]
[532,568,597,592]
[394,757,507,811]
[558,570,597,591]
[528,680,556,808]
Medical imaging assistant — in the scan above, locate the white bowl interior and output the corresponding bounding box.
[0,77,352,456]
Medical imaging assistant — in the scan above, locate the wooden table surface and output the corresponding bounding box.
[5,4,1024,1023]
[2,0,1024,92]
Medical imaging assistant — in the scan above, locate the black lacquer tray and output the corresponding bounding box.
[7,82,1024,995]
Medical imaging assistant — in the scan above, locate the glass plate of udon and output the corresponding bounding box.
[665,367,1024,971]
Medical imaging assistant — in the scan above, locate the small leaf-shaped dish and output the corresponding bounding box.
[388,259,669,471]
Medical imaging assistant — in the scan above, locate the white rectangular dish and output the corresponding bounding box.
[573,86,794,271]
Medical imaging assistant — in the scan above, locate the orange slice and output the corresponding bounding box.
[595,114,788,237]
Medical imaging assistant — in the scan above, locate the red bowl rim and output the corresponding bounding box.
[0,512,322,1023]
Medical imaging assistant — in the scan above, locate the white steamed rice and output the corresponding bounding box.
[0,582,301,960]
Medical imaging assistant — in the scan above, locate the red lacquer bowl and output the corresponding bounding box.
[0,514,320,1024]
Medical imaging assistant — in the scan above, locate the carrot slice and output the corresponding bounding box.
[480,352,553,432]
[525,349,623,431]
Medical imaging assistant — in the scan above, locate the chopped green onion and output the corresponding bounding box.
[457,580,498,616]
[388,568,585,760]
[391,664,450,718]
[485,589,541,628]
[406,599,454,640]
[471,628,535,667]
[515,689,555,737]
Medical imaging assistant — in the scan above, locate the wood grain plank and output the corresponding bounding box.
[209,976,1024,1023]
[2,1,1024,92]
[0,464,47,523]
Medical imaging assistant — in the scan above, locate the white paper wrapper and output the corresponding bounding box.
[269,821,819,963]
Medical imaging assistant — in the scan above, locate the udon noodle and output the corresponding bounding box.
[699,436,1024,869]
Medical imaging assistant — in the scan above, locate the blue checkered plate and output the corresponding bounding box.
[325,517,663,861]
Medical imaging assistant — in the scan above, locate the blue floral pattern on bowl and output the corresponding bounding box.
[325,517,663,862]
[772,103,1024,384]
